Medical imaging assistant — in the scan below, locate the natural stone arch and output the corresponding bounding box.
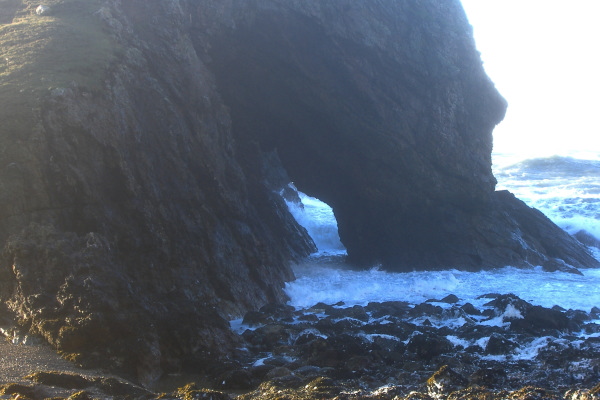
[204,2,507,270]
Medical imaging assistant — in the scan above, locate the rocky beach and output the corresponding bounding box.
[3,292,600,399]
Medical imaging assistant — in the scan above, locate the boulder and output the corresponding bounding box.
[508,387,561,400]
[469,367,508,388]
[484,334,518,355]
[512,305,570,334]
[574,230,600,250]
[407,333,454,361]
[427,365,468,399]
[35,5,50,15]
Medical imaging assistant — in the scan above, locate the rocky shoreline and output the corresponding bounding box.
[3,292,600,400]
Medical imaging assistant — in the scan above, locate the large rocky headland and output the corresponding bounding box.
[0,0,599,396]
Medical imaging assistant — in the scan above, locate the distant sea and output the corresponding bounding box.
[283,151,600,313]
[492,151,600,242]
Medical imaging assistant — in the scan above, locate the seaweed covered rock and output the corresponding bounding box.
[427,366,468,399]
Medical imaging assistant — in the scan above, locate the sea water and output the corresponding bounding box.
[284,152,600,313]
[493,152,600,240]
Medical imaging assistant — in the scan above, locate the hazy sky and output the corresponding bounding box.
[459,0,600,158]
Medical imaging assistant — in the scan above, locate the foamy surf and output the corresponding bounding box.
[286,263,600,312]
[283,153,600,313]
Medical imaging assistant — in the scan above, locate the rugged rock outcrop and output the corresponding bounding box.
[1,0,315,385]
[201,0,598,271]
[0,0,597,385]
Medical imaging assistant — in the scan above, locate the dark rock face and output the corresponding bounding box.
[1,0,315,384]
[0,0,598,385]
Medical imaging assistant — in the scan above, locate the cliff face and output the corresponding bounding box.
[0,0,597,385]
[0,0,315,384]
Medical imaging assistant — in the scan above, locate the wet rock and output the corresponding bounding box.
[566,309,590,325]
[427,365,468,399]
[512,306,569,334]
[259,304,296,323]
[447,386,503,400]
[362,320,413,341]
[264,356,296,368]
[483,294,533,317]
[542,258,583,275]
[302,377,341,397]
[460,303,481,316]
[243,311,268,327]
[485,334,518,355]
[281,184,303,206]
[243,324,295,351]
[371,335,406,363]
[565,389,596,400]
[265,366,293,379]
[173,383,232,400]
[69,391,93,400]
[334,318,366,331]
[294,328,325,346]
[292,366,324,381]
[297,314,319,323]
[566,382,600,400]
[25,371,91,389]
[441,295,460,304]
[470,367,508,388]
[0,383,38,399]
[407,333,453,361]
[405,392,434,400]
[215,369,255,391]
[237,377,342,400]
[306,302,336,315]
[574,230,600,250]
[343,305,371,322]
[310,334,370,367]
[366,302,412,321]
[93,377,154,397]
[410,303,445,319]
[507,386,560,400]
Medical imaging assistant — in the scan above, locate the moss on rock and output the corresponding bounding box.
[24,371,91,389]
[172,383,231,400]
[0,382,37,399]
[0,0,119,138]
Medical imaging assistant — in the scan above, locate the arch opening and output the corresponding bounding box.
[280,183,346,257]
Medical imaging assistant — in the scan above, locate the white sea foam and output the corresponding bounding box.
[284,187,346,255]
[493,154,600,242]
[286,260,462,309]
[481,336,553,362]
[285,261,600,312]
[446,335,471,349]
[357,333,401,343]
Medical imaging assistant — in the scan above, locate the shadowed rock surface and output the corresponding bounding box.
[0,0,598,386]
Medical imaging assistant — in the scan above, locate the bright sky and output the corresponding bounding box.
[459,0,600,159]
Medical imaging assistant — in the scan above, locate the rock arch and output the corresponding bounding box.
[202,0,597,271]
